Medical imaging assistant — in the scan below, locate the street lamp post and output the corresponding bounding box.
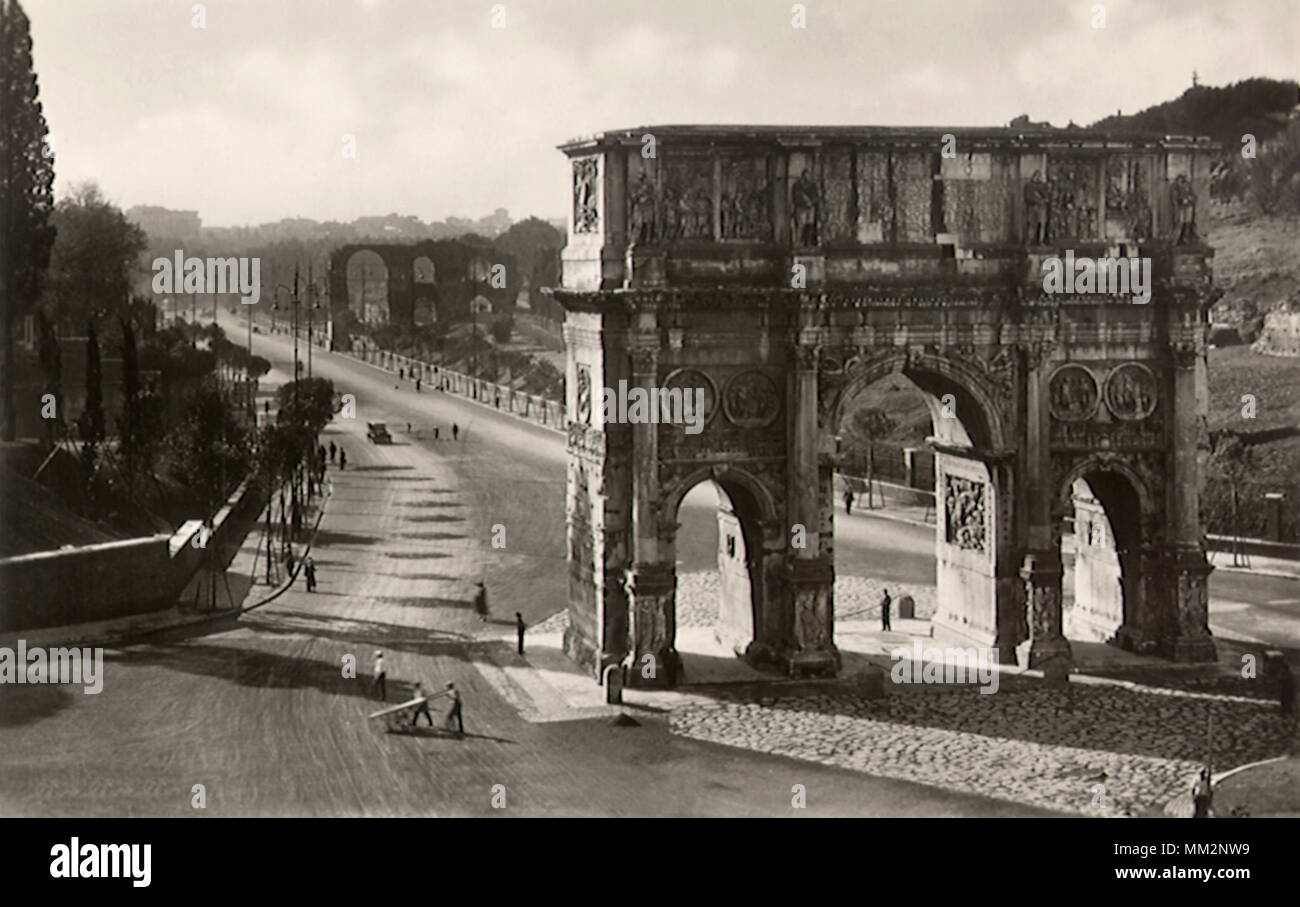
[467,257,488,390]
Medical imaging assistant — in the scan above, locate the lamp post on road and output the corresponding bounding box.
[467,257,489,389]
[271,273,301,411]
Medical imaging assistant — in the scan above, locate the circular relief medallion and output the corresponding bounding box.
[722,370,781,428]
[1048,364,1099,422]
[1104,362,1158,421]
[662,368,718,425]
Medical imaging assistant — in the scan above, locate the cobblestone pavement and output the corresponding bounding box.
[669,684,1294,817]
[536,571,1293,816]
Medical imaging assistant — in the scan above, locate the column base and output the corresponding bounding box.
[780,557,840,679]
[624,562,680,689]
[1024,634,1072,670]
[1172,636,1217,664]
[784,648,841,679]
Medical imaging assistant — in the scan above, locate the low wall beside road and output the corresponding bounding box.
[339,342,567,433]
[0,477,263,633]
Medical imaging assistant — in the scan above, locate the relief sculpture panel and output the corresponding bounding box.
[663,154,713,241]
[720,157,771,241]
[944,475,987,552]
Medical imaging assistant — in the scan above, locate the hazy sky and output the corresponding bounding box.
[25,0,1298,226]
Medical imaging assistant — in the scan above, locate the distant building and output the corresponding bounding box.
[125,206,202,241]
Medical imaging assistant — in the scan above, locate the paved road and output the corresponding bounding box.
[0,324,1058,817]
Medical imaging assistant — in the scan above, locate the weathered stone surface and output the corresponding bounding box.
[554,125,1221,685]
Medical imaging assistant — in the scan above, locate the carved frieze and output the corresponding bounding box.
[1105,157,1153,240]
[1103,362,1158,421]
[723,370,781,428]
[855,151,892,242]
[573,158,599,234]
[820,150,855,243]
[1048,364,1100,421]
[663,155,713,241]
[1050,418,1164,450]
[720,157,771,241]
[1046,157,1100,241]
[944,474,987,552]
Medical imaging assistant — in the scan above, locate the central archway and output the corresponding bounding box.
[824,349,1019,661]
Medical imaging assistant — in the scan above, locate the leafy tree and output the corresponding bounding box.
[78,319,104,447]
[1206,430,1257,565]
[119,316,142,470]
[167,379,252,512]
[246,355,271,380]
[41,182,146,337]
[0,0,57,440]
[35,308,59,443]
[492,216,564,291]
[276,376,336,435]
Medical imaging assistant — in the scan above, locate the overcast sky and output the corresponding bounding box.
[25,0,1298,227]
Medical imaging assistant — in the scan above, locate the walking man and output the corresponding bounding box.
[410,681,434,727]
[473,581,488,622]
[329,441,336,463]
[1192,768,1213,818]
[339,448,347,470]
[843,488,855,515]
[372,651,387,701]
[516,612,526,655]
[304,556,317,592]
[452,423,460,441]
[433,426,439,440]
[442,681,463,735]
[880,587,892,632]
[416,378,421,392]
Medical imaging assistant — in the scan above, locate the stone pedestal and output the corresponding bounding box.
[782,557,840,677]
[624,562,680,688]
[1163,548,1217,663]
[1022,549,1072,670]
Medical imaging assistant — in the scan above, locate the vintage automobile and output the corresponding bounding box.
[366,422,393,444]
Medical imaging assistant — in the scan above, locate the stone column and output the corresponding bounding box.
[783,340,838,677]
[623,340,681,687]
[1161,342,1216,662]
[1021,340,1071,670]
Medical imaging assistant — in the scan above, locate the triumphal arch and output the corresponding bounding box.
[551,125,1219,687]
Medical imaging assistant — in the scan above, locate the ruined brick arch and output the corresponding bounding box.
[326,240,515,329]
[827,348,1009,453]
